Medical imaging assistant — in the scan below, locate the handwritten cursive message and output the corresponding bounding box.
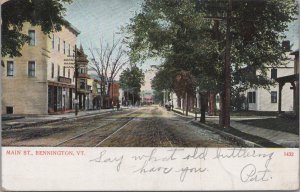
[89,148,274,182]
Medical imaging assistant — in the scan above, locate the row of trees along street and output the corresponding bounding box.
[124,0,298,128]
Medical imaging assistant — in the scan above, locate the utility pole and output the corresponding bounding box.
[162,90,166,106]
[73,45,79,116]
[64,45,79,116]
[222,0,232,128]
[202,0,232,128]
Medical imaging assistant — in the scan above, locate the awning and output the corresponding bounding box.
[48,81,75,88]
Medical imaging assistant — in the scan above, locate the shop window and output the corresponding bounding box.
[48,86,53,109]
[57,87,62,110]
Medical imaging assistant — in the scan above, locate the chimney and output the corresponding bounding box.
[282,40,290,51]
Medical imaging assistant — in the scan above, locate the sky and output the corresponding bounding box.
[64,0,299,86]
[65,0,299,49]
[64,0,143,57]
[64,0,158,89]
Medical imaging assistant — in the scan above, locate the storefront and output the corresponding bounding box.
[48,77,75,113]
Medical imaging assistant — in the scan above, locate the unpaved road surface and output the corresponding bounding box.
[2,106,239,147]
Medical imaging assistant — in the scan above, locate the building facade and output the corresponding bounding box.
[76,46,89,110]
[245,57,294,112]
[2,22,80,115]
[109,82,120,106]
[276,50,299,115]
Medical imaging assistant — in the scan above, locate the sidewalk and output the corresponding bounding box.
[172,108,299,148]
[2,108,126,130]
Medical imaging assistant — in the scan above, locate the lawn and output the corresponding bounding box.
[238,117,299,135]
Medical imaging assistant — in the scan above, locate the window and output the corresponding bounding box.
[6,106,13,114]
[63,41,66,54]
[51,63,54,78]
[80,79,85,89]
[57,65,60,77]
[57,87,62,109]
[28,30,35,46]
[58,37,60,51]
[7,61,14,76]
[271,91,277,103]
[52,34,55,49]
[68,44,71,56]
[63,66,66,77]
[247,92,256,103]
[80,68,85,74]
[68,69,70,78]
[271,68,277,79]
[28,61,35,77]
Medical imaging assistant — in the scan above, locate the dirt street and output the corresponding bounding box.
[2,106,239,147]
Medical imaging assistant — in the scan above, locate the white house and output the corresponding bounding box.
[245,56,294,112]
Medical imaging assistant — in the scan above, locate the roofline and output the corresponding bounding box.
[290,49,299,56]
[63,18,81,36]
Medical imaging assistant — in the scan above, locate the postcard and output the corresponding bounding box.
[1,0,299,191]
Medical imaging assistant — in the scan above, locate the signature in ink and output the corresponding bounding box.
[240,164,272,182]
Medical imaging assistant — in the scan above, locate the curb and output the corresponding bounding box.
[3,109,125,130]
[190,121,263,148]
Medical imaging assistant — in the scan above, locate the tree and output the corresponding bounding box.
[126,0,223,121]
[199,0,298,127]
[126,0,298,127]
[174,70,196,116]
[119,65,145,105]
[89,36,129,106]
[2,0,72,57]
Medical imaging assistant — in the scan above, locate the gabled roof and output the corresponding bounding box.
[290,49,299,56]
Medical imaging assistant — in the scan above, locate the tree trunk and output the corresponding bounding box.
[200,93,207,123]
[209,92,216,116]
[222,0,232,128]
[219,92,226,127]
